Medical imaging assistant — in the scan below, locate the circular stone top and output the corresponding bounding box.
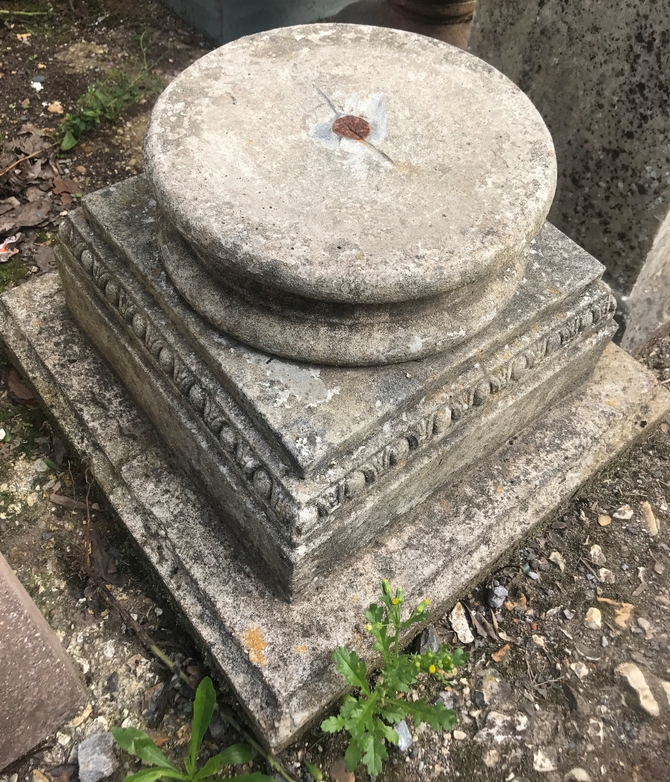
[145,24,556,307]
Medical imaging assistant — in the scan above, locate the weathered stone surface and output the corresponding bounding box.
[0,551,87,771]
[55,176,614,598]
[77,733,118,782]
[0,276,666,751]
[469,1,670,349]
[144,24,556,364]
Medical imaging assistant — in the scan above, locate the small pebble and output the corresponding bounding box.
[616,662,659,717]
[487,585,508,609]
[589,544,606,566]
[450,602,474,644]
[394,720,412,752]
[77,733,118,782]
[452,730,467,741]
[641,501,659,536]
[564,767,592,781]
[584,607,602,630]
[570,662,589,680]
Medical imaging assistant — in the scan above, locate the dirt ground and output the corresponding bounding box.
[1,3,669,782]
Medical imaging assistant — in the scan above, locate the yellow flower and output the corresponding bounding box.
[428,664,436,674]
[391,597,399,605]
[366,623,372,632]
[424,598,430,605]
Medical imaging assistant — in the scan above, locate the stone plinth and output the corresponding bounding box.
[50,25,611,600]
[0,551,87,770]
[1,22,667,752]
[0,274,667,751]
[57,175,614,599]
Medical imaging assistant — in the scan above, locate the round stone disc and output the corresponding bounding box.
[145,24,556,308]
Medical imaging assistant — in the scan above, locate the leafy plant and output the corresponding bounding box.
[112,676,271,782]
[59,68,162,151]
[322,580,468,777]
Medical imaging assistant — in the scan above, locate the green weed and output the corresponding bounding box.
[322,580,468,777]
[59,68,162,151]
[112,676,271,782]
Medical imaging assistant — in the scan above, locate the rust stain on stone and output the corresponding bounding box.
[332,115,371,141]
[243,626,267,666]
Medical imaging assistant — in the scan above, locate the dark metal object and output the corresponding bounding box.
[389,0,476,23]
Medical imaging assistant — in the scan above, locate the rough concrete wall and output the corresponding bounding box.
[161,0,352,44]
[469,0,670,297]
[622,210,670,352]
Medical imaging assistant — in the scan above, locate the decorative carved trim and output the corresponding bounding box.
[58,217,297,529]
[314,292,616,518]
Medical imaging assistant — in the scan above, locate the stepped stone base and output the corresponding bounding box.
[53,176,617,599]
[1,272,667,751]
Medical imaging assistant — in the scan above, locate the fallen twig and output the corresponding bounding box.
[0,142,58,179]
[50,492,88,511]
[0,9,52,15]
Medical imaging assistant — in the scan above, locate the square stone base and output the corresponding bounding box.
[1,273,667,751]
[54,177,618,598]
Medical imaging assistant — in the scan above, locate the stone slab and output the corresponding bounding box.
[57,178,616,597]
[145,25,555,305]
[1,272,667,752]
[0,551,88,770]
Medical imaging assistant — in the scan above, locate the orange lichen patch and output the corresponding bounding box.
[496,486,505,493]
[606,399,619,407]
[597,597,634,628]
[294,645,307,653]
[243,626,267,666]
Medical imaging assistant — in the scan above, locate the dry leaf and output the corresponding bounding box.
[47,101,64,114]
[330,757,354,782]
[641,501,659,536]
[5,367,35,403]
[54,178,83,196]
[491,643,510,662]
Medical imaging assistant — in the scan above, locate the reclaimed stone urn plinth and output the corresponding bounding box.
[1,24,667,751]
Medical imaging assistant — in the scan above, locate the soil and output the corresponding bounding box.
[1,4,669,782]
